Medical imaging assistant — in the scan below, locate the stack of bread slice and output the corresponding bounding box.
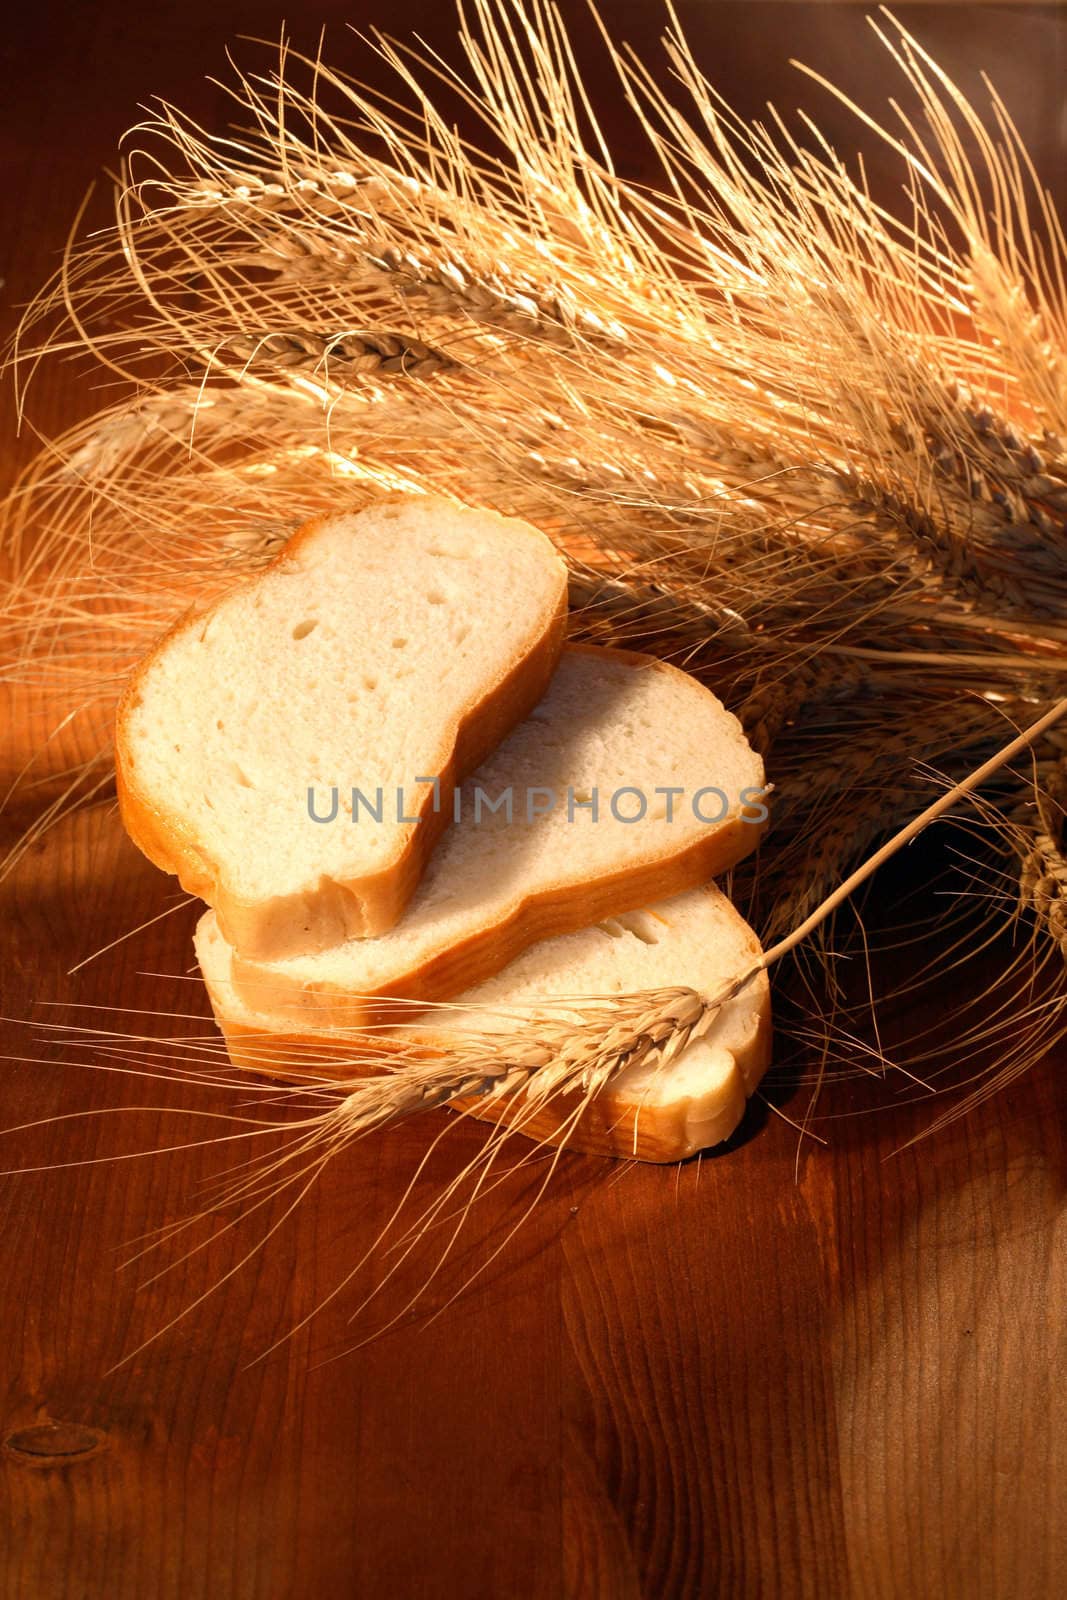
[117,495,771,1161]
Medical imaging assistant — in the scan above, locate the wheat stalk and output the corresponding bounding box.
[315,986,712,1142]
[1012,742,1067,955]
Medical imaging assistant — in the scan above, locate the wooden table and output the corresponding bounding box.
[2,5,1064,1596]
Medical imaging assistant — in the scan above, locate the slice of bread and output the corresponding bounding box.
[116,495,568,960]
[220,646,767,1025]
[195,885,772,1162]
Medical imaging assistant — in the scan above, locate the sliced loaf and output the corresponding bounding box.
[219,646,767,1025]
[116,495,568,960]
[196,884,772,1162]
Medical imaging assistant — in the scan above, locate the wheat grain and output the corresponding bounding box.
[1011,752,1067,955]
[735,656,872,757]
[220,328,457,380]
[313,988,714,1143]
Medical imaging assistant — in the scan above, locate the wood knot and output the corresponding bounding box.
[3,1422,109,1467]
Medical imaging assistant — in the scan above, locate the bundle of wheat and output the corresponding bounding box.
[3,0,1066,1151]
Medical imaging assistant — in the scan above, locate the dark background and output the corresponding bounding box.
[1,5,1065,1598]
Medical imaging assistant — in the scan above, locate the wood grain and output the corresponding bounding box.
[1,5,1065,1597]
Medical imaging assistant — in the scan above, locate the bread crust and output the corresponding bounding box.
[115,500,568,959]
[228,644,768,1022]
[208,969,772,1163]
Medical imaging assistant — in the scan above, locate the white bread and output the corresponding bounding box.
[195,885,772,1162]
[220,646,767,1024]
[116,495,567,960]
